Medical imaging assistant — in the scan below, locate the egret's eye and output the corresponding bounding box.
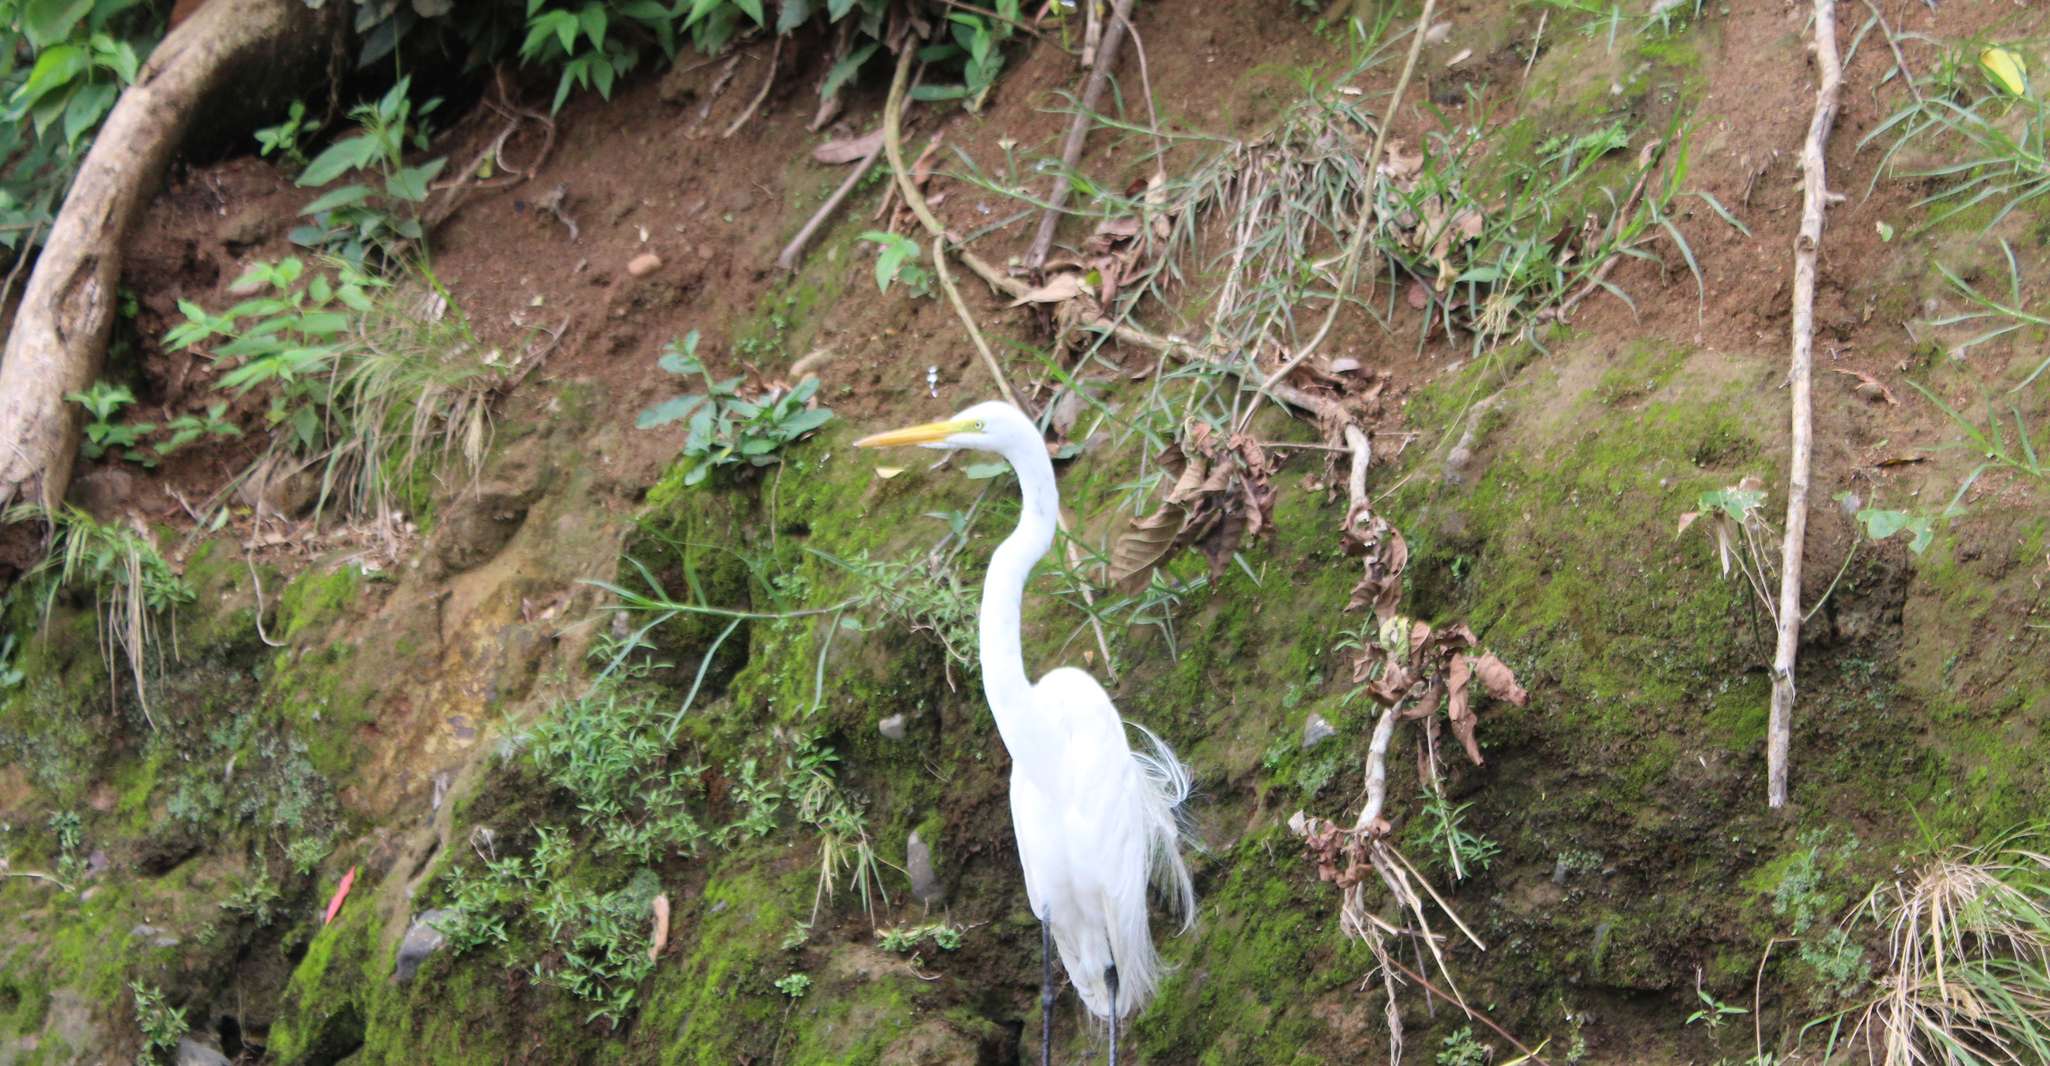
[975,420,987,431]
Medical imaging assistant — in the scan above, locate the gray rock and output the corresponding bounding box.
[877,713,907,740]
[129,923,180,949]
[1300,713,1336,750]
[906,830,942,905]
[175,1037,233,1066]
[393,909,452,984]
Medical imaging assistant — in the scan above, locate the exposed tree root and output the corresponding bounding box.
[0,0,324,549]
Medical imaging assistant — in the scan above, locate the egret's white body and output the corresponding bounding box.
[857,401,1195,1043]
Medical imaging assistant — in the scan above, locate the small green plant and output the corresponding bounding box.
[290,76,444,264]
[67,381,241,466]
[1436,1025,1491,1066]
[1685,972,1749,1032]
[286,833,334,876]
[0,632,26,690]
[530,875,660,1026]
[0,1,159,264]
[774,972,812,999]
[519,1,685,114]
[66,380,151,463]
[857,231,932,296]
[167,256,500,519]
[525,685,711,862]
[219,871,283,926]
[634,331,834,486]
[1408,787,1500,882]
[876,921,963,954]
[789,734,890,925]
[255,98,322,169]
[11,504,192,727]
[915,3,1019,111]
[130,981,188,1065]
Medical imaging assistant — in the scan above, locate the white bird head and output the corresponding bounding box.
[852,399,1037,457]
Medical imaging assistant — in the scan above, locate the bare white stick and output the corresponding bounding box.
[1770,0,1842,810]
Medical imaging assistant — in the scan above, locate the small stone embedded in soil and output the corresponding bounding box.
[1301,713,1337,749]
[907,830,943,905]
[627,252,663,277]
[394,909,453,983]
[878,713,908,740]
[175,1037,233,1066]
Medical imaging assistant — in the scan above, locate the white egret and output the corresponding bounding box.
[856,400,1195,1065]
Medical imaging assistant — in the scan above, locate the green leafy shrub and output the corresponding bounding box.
[290,76,445,264]
[0,0,161,261]
[520,0,686,113]
[130,981,188,1064]
[166,256,501,518]
[635,331,834,486]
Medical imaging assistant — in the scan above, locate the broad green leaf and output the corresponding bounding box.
[335,284,375,312]
[820,42,876,100]
[778,408,833,436]
[732,0,765,25]
[658,351,701,375]
[23,0,94,49]
[964,461,1008,479]
[15,45,88,108]
[777,0,812,34]
[636,394,705,428]
[301,183,375,216]
[298,135,378,187]
[61,79,115,147]
[385,158,447,203]
[579,3,608,49]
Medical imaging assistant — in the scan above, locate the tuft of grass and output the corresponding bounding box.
[7,505,192,729]
[1837,826,2050,1064]
[1860,35,2050,235]
[165,257,507,529]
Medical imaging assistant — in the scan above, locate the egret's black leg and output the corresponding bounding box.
[1040,921,1055,1066]
[1105,964,1120,1066]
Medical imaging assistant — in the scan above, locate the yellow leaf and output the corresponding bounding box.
[1982,47,2029,95]
[874,466,904,479]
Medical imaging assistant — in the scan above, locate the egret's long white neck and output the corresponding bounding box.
[979,438,1058,724]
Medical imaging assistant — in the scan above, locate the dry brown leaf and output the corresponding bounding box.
[812,129,884,164]
[1468,651,1529,706]
[648,893,671,962]
[1009,273,1090,306]
[1830,367,1899,405]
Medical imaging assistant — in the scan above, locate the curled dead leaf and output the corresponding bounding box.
[813,130,884,164]
[1010,273,1089,306]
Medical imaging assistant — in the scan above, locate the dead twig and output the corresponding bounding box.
[882,46,1341,428]
[1382,955,1553,1066]
[1861,0,1922,107]
[1023,0,1137,270]
[777,133,886,271]
[724,36,784,139]
[1770,0,1841,810]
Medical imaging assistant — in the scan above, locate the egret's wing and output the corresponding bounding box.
[1029,667,1195,1019]
[1008,767,1058,921]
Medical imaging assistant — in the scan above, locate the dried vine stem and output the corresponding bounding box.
[882,44,1340,430]
[1243,0,1436,425]
[1022,0,1138,270]
[777,135,885,270]
[1770,0,1841,810]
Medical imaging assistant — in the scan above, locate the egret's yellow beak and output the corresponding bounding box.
[853,418,972,449]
